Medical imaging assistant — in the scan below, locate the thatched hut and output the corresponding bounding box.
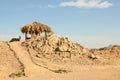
[21,21,52,40]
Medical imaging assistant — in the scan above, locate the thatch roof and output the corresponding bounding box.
[21,21,52,35]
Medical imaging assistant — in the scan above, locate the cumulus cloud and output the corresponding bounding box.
[59,0,112,9]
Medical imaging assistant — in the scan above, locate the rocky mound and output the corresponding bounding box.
[89,45,120,65]
[21,33,90,68]
[0,33,120,78]
[22,33,120,66]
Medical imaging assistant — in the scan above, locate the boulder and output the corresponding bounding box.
[89,54,100,59]
[58,44,68,52]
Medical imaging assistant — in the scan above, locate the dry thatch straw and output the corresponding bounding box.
[28,24,35,37]
[31,21,52,37]
[21,25,29,40]
[21,21,52,40]
[21,25,27,34]
[32,21,43,36]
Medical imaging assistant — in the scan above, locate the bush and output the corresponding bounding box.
[15,71,25,77]
[9,71,25,78]
[54,69,71,73]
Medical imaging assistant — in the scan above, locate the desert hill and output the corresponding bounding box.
[0,33,120,80]
[0,21,120,80]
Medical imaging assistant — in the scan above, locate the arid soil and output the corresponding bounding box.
[0,33,120,80]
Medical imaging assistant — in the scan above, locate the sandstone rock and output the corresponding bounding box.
[58,44,68,52]
[89,54,100,59]
[95,55,100,59]
[89,54,96,59]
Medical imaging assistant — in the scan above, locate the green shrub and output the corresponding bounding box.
[9,71,25,78]
[15,71,25,77]
[54,69,71,73]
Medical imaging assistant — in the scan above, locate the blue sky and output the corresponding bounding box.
[0,0,120,48]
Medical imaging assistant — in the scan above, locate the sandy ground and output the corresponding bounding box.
[1,41,120,80]
[3,65,120,80]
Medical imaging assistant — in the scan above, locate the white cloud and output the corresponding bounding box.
[31,4,55,9]
[47,4,55,8]
[59,0,112,9]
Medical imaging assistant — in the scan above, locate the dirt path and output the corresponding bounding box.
[9,42,51,77]
[0,42,22,78]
